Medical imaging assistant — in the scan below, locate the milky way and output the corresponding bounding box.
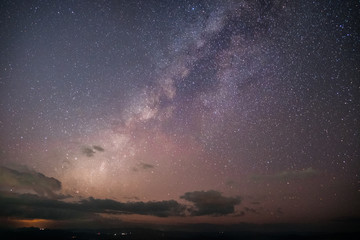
[0,0,359,230]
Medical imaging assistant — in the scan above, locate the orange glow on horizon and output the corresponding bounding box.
[12,218,54,228]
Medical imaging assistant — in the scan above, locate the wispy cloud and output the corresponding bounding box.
[0,166,61,199]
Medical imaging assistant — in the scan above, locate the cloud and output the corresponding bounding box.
[0,166,61,199]
[0,192,91,220]
[133,162,155,172]
[139,162,154,169]
[0,167,186,220]
[93,145,105,152]
[80,197,185,217]
[0,168,241,221]
[252,167,318,182]
[81,145,105,157]
[82,146,96,157]
[0,191,187,221]
[180,190,241,216]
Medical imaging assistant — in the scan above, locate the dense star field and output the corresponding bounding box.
[0,0,359,235]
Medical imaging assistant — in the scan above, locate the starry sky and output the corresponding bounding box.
[0,0,359,232]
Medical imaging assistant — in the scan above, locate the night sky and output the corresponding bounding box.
[0,0,359,232]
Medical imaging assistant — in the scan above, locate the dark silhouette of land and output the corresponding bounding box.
[1,227,359,240]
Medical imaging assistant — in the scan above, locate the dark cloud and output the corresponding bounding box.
[93,145,105,152]
[180,190,241,216]
[80,197,185,217]
[0,191,186,221]
[0,166,61,199]
[82,145,105,157]
[0,168,185,220]
[139,162,154,169]
[133,162,155,172]
[82,146,96,157]
[0,188,244,221]
[0,192,91,220]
